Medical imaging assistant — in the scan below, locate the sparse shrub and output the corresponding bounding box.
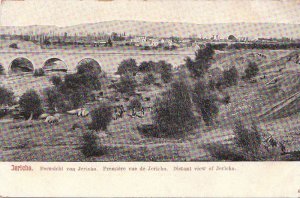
[81,130,105,157]
[33,68,45,77]
[117,58,138,75]
[233,119,262,155]
[50,75,62,87]
[117,74,137,95]
[222,91,231,104]
[205,120,265,161]
[204,143,247,161]
[90,103,113,131]
[143,73,156,85]
[245,61,259,79]
[158,61,173,83]
[223,66,239,86]
[19,89,43,120]
[206,119,284,161]
[0,86,15,106]
[137,124,160,138]
[192,80,219,126]
[152,80,194,137]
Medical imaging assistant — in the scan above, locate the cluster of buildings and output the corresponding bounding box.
[128,36,176,48]
[0,31,299,49]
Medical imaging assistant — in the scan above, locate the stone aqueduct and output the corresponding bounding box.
[0,51,104,73]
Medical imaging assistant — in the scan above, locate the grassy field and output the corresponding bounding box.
[0,48,299,161]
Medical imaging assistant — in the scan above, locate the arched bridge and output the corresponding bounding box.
[0,50,193,74]
[0,51,107,74]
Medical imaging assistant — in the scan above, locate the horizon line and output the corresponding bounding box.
[1,19,300,28]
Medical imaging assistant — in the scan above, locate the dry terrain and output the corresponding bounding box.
[0,48,299,161]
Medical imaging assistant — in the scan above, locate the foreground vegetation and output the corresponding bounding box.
[0,46,299,161]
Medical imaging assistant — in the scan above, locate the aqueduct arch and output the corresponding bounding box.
[0,52,105,74]
[42,58,68,72]
[76,58,102,73]
[9,57,34,73]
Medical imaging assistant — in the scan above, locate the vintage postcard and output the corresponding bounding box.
[0,0,299,197]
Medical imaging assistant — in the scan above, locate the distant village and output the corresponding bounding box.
[0,31,299,50]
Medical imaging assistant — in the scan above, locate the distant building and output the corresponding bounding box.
[238,37,249,42]
[93,40,107,47]
[256,38,273,43]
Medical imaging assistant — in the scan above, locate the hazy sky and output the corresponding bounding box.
[1,0,300,26]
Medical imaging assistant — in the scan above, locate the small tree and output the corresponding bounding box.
[78,72,102,91]
[185,56,194,75]
[192,80,219,126]
[152,80,194,137]
[64,72,101,91]
[158,61,173,83]
[19,89,43,120]
[81,131,105,157]
[143,73,156,85]
[0,86,15,106]
[117,74,137,95]
[33,68,45,77]
[50,67,102,111]
[77,60,101,75]
[117,58,138,75]
[245,62,259,79]
[233,119,263,160]
[139,61,156,73]
[50,75,62,87]
[44,87,68,112]
[195,43,214,62]
[90,103,113,131]
[223,66,239,86]
[106,38,113,47]
[0,64,5,75]
[186,44,215,77]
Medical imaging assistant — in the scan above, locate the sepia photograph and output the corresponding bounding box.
[0,0,299,164]
[1,0,300,197]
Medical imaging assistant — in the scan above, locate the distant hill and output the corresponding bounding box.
[0,25,56,35]
[1,20,300,39]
